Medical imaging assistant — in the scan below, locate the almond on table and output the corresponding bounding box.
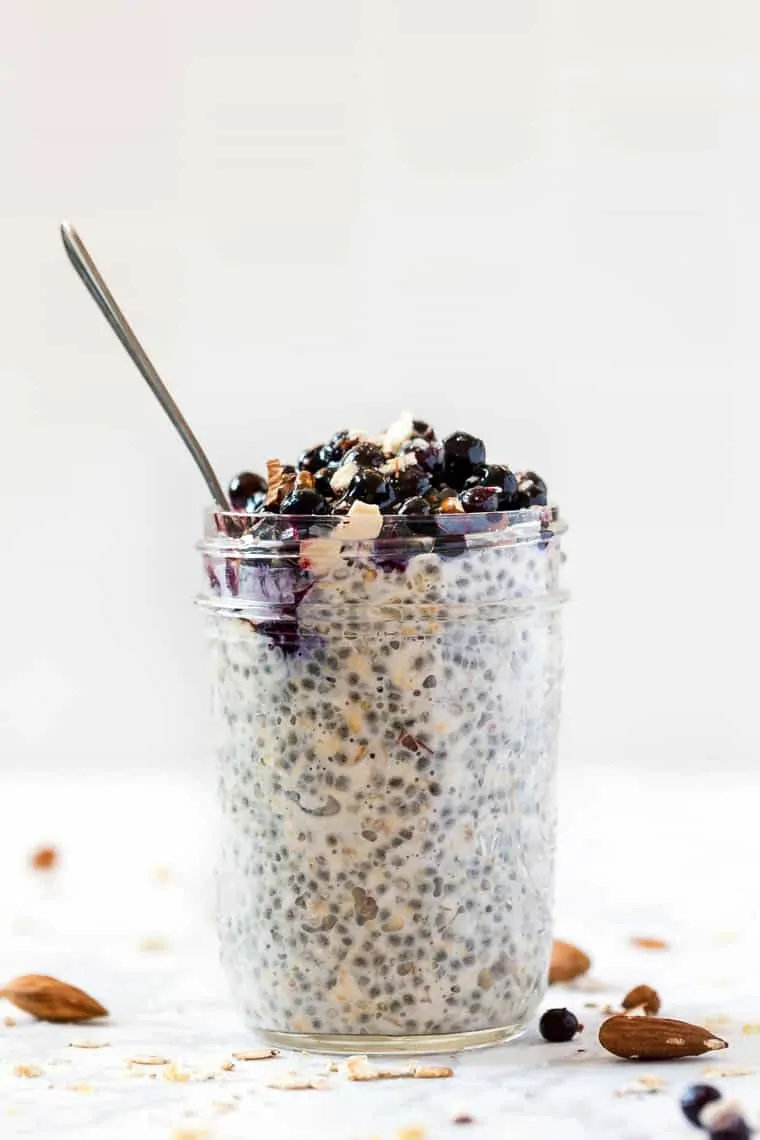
[549,941,591,985]
[0,976,107,1023]
[599,1015,728,1060]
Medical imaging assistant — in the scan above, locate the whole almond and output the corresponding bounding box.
[549,940,591,985]
[622,985,661,1015]
[599,1015,727,1060]
[0,975,108,1023]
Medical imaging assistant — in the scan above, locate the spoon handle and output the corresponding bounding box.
[60,222,230,510]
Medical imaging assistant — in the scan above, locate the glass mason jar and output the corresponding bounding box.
[198,504,567,1054]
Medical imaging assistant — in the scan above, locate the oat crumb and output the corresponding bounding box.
[163,1063,192,1083]
[631,936,669,950]
[138,936,169,952]
[30,845,58,871]
[266,1074,328,1090]
[69,1041,109,1049]
[702,1065,755,1079]
[13,1065,43,1078]
[614,1076,665,1096]
[129,1055,170,1066]
[413,1066,453,1079]
[231,1048,279,1061]
[171,1129,210,1140]
[397,1128,427,1140]
[3,1016,17,1027]
[220,1061,235,1071]
[68,1083,93,1093]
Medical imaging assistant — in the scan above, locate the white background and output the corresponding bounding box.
[1,0,758,776]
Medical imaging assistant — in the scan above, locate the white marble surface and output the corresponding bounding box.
[1,765,759,1139]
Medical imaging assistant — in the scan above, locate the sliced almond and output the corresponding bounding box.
[549,940,591,984]
[128,1055,171,1066]
[622,985,661,1015]
[266,1075,328,1091]
[0,975,108,1023]
[68,1041,110,1049]
[631,936,669,951]
[231,1049,279,1061]
[599,1015,728,1060]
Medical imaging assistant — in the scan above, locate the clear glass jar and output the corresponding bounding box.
[198,505,567,1054]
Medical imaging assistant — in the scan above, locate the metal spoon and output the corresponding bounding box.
[60,221,230,510]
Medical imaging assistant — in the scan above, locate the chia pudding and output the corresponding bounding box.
[198,413,567,1053]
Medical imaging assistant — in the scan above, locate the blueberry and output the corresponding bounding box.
[412,418,436,441]
[298,445,325,474]
[680,1085,723,1129]
[343,442,385,468]
[400,437,444,477]
[538,1008,580,1042]
[516,470,548,508]
[392,463,432,500]
[459,485,501,513]
[279,489,331,516]
[395,495,436,536]
[320,430,362,465]
[442,431,486,489]
[433,533,468,558]
[479,464,520,509]
[228,471,267,511]
[313,467,337,499]
[344,469,397,511]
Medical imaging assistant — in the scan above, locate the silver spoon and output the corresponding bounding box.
[60,221,230,510]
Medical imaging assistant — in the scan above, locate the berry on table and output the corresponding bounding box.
[680,1085,723,1129]
[702,1105,751,1140]
[539,1008,581,1042]
[442,431,486,489]
[279,489,331,515]
[228,471,267,511]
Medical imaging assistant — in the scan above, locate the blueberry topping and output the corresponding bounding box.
[476,464,520,508]
[680,1085,723,1129]
[517,470,548,508]
[344,469,397,511]
[343,442,385,469]
[400,437,445,478]
[320,430,362,466]
[298,445,325,474]
[395,495,436,536]
[412,419,436,441]
[313,467,337,499]
[396,495,433,517]
[279,489,331,516]
[538,1008,580,1043]
[392,463,433,500]
[442,431,486,489]
[229,471,267,511]
[459,485,501,513]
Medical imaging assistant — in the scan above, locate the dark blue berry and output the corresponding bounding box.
[412,418,436,441]
[443,431,486,489]
[477,464,520,508]
[344,469,397,511]
[392,463,432,500]
[459,485,501,513]
[538,1008,580,1042]
[395,495,436,536]
[680,1085,723,1129]
[517,470,548,508]
[228,471,267,511]
[433,532,468,558]
[298,445,325,474]
[320,430,361,465]
[400,437,444,477]
[343,442,385,468]
[279,489,330,516]
[313,467,337,499]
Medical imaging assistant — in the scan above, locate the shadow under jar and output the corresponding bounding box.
[198,505,568,1055]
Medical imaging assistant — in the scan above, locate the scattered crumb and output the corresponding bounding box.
[266,1075,329,1091]
[742,1024,760,1034]
[704,1014,733,1028]
[413,1066,454,1079]
[702,1066,756,1079]
[138,937,170,952]
[614,1076,665,1097]
[153,865,173,884]
[452,1111,475,1124]
[128,1055,171,1066]
[163,1064,192,1083]
[397,1128,427,1140]
[220,1061,235,1072]
[577,1049,587,1054]
[12,1065,43,1078]
[3,1017,17,1027]
[345,1057,453,1082]
[68,1083,93,1093]
[30,845,58,871]
[583,1001,598,1009]
[600,1004,619,1015]
[171,1129,210,1140]
[231,1049,279,1061]
[69,1041,109,1049]
[631,936,669,951]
